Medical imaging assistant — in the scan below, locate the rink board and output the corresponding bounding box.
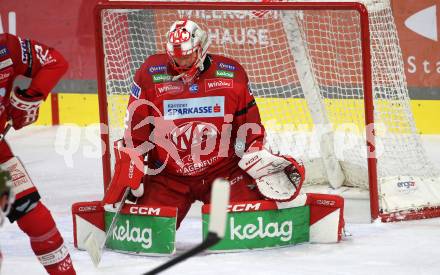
[35,93,440,134]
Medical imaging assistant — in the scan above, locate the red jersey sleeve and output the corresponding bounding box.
[5,33,68,98]
[123,65,151,149]
[234,70,266,152]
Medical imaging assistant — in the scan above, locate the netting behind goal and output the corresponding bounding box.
[95,1,440,221]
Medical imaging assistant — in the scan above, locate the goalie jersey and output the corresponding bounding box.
[125,54,265,177]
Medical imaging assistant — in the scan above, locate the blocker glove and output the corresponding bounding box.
[9,88,44,130]
[239,148,305,202]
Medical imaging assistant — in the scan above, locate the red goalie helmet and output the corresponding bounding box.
[166,19,210,83]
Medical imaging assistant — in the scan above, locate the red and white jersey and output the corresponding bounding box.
[0,33,68,130]
[125,54,265,177]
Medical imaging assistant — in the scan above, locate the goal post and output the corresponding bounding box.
[94,0,440,222]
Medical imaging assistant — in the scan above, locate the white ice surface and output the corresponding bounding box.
[1,126,440,275]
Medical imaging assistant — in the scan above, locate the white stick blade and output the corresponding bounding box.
[84,232,102,267]
[208,178,230,238]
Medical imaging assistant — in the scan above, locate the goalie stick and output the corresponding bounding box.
[84,187,130,267]
[142,178,230,275]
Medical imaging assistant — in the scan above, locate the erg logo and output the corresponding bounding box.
[397,181,416,189]
[396,181,417,194]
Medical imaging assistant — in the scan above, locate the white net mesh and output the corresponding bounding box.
[98,1,440,213]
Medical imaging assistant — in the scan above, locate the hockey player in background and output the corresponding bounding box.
[104,19,305,228]
[0,33,76,274]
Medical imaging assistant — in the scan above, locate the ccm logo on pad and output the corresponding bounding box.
[227,203,261,212]
[129,206,161,216]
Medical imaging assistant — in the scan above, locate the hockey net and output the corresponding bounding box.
[95,0,440,221]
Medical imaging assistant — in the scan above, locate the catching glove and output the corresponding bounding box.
[239,148,305,202]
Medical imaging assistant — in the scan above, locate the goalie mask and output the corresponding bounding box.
[166,19,210,83]
[0,169,13,226]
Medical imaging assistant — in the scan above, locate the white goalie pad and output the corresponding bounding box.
[71,201,105,250]
[278,193,345,243]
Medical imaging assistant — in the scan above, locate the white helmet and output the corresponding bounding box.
[166,19,209,83]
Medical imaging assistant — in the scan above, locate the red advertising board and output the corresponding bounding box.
[392,0,439,88]
[0,0,98,80]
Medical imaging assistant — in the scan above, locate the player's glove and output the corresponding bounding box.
[238,148,305,202]
[9,88,44,130]
[102,139,145,204]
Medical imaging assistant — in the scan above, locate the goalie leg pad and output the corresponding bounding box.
[306,193,345,243]
[104,203,178,255]
[72,201,178,255]
[71,201,105,250]
[17,202,76,274]
[102,139,144,204]
[277,193,345,243]
[202,200,310,252]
